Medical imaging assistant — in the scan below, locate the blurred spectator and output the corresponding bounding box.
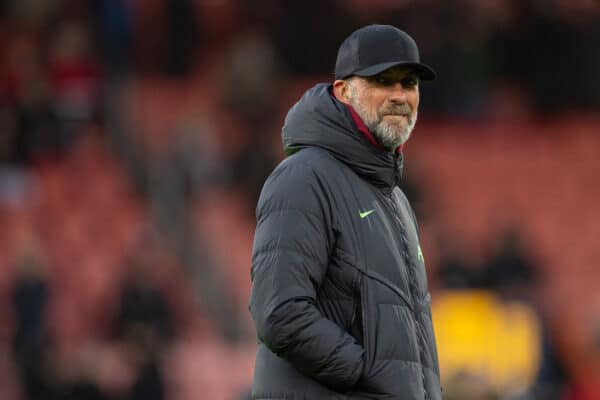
[54,382,106,400]
[127,337,165,400]
[480,225,538,301]
[222,28,281,127]
[219,28,281,212]
[11,243,52,400]
[436,233,480,289]
[228,128,278,216]
[0,93,36,205]
[113,226,179,398]
[11,251,48,357]
[437,252,478,289]
[112,249,173,400]
[166,117,223,201]
[0,99,17,163]
[533,326,569,400]
[92,0,135,76]
[114,261,174,347]
[163,0,198,77]
[48,19,103,148]
[1,33,61,164]
[50,345,107,400]
[131,0,166,75]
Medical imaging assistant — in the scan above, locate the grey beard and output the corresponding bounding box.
[368,113,417,151]
[350,99,417,151]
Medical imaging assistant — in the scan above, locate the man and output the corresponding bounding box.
[249,25,441,399]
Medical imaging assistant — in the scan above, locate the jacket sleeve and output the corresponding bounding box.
[249,158,364,392]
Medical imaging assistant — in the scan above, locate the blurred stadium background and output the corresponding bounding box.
[0,0,599,399]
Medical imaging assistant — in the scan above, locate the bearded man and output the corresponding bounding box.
[249,24,442,400]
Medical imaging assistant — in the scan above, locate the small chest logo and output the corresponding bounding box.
[359,209,376,219]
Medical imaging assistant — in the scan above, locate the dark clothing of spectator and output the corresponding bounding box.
[114,281,174,344]
[12,268,52,400]
[129,358,165,400]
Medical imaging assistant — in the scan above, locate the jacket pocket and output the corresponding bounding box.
[353,296,424,398]
[374,303,420,362]
[349,274,363,344]
[353,267,415,360]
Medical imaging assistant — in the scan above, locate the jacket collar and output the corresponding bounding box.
[282,83,402,189]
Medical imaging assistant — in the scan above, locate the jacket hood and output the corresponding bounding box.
[282,83,402,188]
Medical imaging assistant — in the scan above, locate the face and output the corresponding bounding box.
[342,66,420,151]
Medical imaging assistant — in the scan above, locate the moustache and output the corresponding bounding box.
[380,103,412,117]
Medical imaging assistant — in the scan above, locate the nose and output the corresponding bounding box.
[388,82,408,103]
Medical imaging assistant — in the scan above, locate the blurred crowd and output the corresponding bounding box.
[0,0,600,399]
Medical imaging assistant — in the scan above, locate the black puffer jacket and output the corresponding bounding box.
[249,84,441,399]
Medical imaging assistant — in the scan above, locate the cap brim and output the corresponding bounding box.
[353,61,436,81]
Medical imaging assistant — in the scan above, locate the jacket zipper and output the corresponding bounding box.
[385,189,429,400]
[383,192,416,312]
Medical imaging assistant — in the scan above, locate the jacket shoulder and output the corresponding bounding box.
[265,148,340,190]
[257,148,338,220]
[280,147,340,173]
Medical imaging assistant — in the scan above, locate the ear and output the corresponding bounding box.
[333,79,352,105]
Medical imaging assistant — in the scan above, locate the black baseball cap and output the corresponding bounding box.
[335,24,436,81]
